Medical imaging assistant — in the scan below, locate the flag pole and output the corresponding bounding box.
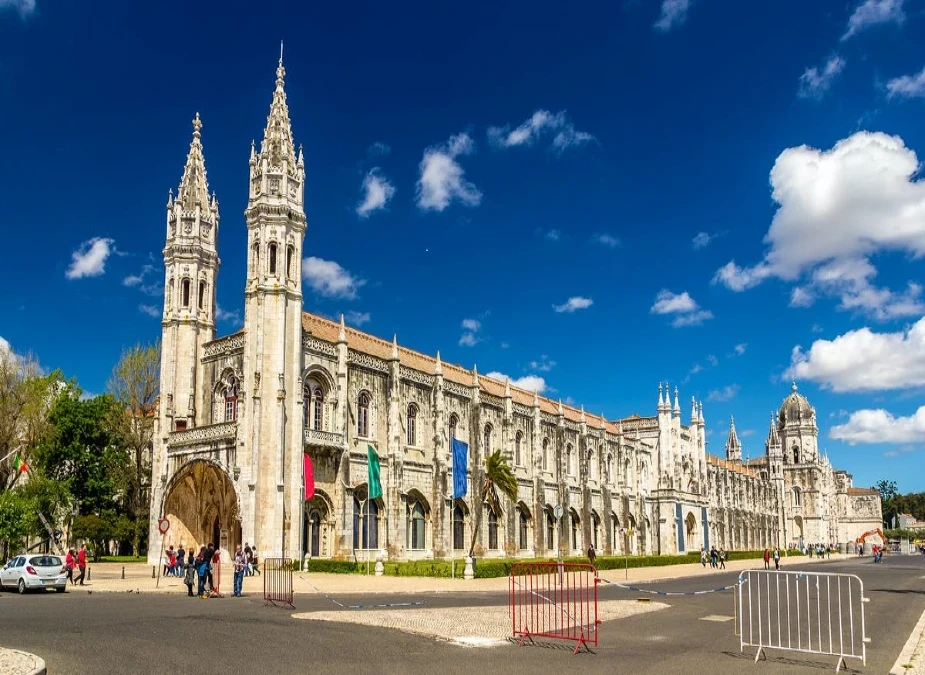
[450,444,455,580]
[365,497,370,576]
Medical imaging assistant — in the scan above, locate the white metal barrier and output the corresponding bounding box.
[736,569,870,673]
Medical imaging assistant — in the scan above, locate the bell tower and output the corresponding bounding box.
[240,51,307,559]
[160,113,220,432]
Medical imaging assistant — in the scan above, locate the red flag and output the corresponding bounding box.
[303,453,315,501]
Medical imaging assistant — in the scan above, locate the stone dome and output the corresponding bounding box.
[779,382,815,424]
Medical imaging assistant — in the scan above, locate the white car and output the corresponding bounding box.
[0,554,68,593]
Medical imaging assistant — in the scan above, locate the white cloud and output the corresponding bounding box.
[367,142,391,156]
[302,256,365,300]
[692,231,714,249]
[0,0,36,19]
[488,110,595,154]
[346,311,371,327]
[706,354,719,366]
[459,318,482,347]
[123,263,154,287]
[529,355,556,372]
[215,304,242,327]
[650,289,713,327]
[591,233,620,248]
[786,317,925,392]
[733,343,747,356]
[654,0,691,31]
[887,65,925,100]
[356,168,396,218]
[798,55,846,99]
[416,133,482,212]
[0,336,11,355]
[485,371,548,393]
[713,132,925,319]
[65,237,116,279]
[138,304,160,318]
[830,405,925,444]
[707,385,740,402]
[543,229,562,242]
[842,0,904,41]
[553,296,593,313]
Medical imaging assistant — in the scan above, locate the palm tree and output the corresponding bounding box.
[468,449,518,557]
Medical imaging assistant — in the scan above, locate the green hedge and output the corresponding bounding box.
[295,549,806,579]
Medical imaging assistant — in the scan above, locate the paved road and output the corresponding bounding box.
[1,555,922,674]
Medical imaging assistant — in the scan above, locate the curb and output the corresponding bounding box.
[891,607,925,675]
[0,647,47,675]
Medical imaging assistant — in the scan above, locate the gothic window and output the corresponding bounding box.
[605,453,613,484]
[406,404,418,446]
[792,446,800,464]
[792,486,802,508]
[181,278,191,308]
[250,242,259,277]
[514,431,523,466]
[592,512,600,550]
[566,444,573,476]
[448,414,458,450]
[546,509,555,551]
[224,377,238,422]
[352,494,378,549]
[542,438,549,471]
[452,504,465,550]
[487,508,499,550]
[312,388,324,431]
[357,392,370,438]
[175,420,187,432]
[268,243,278,275]
[519,509,529,550]
[571,512,579,550]
[287,245,294,279]
[483,424,492,455]
[589,449,597,481]
[198,281,206,310]
[406,500,426,550]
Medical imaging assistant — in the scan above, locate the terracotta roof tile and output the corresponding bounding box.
[847,487,879,496]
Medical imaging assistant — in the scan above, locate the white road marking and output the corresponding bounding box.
[700,615,734,622]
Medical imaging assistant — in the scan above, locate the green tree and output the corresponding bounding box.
[71,514,112,561]
[468,449,518,557]
[107,342,159,556]
[0,490,32,560]
[876,479,900,525]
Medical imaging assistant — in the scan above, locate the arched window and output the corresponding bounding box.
[312,388,324,431]
[198,281,206,310]
[224,377,238,422]
[268,242,278,275]
[605,453,612,484]
[514,431,523,466]
[452,504,465,550]
[542,438,549,471]
[792,486,802,508]
[407,501,426,550]
[448,414,458,450]
[287,245,294,279]
[181,278,191,308]
[487,508,499,550]
[519,511,529,550]
[406,404,417,446]
[592,513,600,550]
[792,446,800,464]
[546,509,555,551]
[250,242,259,277]
[571,512,579,550]
[566,444,573,476]
[357,393,370,438]
[352,494,379,549]
[483,424,492,455]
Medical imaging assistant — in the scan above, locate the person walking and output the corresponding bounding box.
[233,544,247,597]
[773,547,781,570]
[65,549,76,585]
[184,551,196,597]
[587,544,597,566]
[718,547,726,570]
[74,544,88,585]
[196,546,209,598]
[700,547,707,567]
[763,547,770,571]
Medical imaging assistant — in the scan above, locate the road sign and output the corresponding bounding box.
[554,505,564,519]
[158,518,170,535]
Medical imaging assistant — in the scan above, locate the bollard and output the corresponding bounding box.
[152,565,155,578]
[121,565,125,580]
[87,567,91,581]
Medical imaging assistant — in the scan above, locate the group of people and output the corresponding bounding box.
[699,546,728,569]
[163,542,260,598]
[63,544,88,585]
[762,547,781,570]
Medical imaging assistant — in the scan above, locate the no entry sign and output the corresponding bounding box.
[158,518,170,535]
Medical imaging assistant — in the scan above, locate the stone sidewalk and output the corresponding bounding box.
[75,552,837,595]
[0,647,46,675]
[892,607,925,675]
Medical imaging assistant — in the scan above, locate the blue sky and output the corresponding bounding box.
[2,0,924,492]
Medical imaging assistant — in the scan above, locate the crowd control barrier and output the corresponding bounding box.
[509,561,600,654]
[209,559,223,598]
[263,557,295,608]
[736,569,869,672]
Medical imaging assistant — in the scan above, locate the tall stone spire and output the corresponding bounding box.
[658,382,665,410]
[725,416,742,462]
[434,351,442,375]
[672,386,681,415]
[691,396,699,424]
[177,113,215,215]
[258,52,298,169]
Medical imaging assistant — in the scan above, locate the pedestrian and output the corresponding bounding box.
[710,546,718,568]
[763,547,770,571]
[204,542,216,593]
[233,544,247,597]
[773,547,780,570]
[74,543,88,585]
[587,544,596,566]
[718,547,726,570]
[700,547,707,567]
[176,544,186,576]
[65,548,76,585]
[196,546,208,598]
[244,542,253,576]
[251,545,260,575]
[184,551,195,597]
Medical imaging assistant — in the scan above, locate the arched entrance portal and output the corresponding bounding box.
[685,512,698,552]
[163,460,240,556]
[302,491,333,560]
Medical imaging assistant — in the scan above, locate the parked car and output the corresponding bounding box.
[0,554,67,593]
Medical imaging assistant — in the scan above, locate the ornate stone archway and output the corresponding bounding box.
[162,460,240,557]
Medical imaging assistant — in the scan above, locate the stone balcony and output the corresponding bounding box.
[167,421,238,453]
[304,428,345,450]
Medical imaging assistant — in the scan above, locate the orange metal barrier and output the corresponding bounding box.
[263,557,295,608]
[509,561,600,654]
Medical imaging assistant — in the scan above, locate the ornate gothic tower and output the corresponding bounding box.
[766,412,785,545]
[240,54,307,558]
[725,416,742,462]
[160,113,220,432]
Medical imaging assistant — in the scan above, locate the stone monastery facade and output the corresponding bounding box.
[147,58,881,565]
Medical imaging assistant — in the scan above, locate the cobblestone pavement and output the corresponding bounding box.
[292,598,668,646]
[0,647,46,675]
[892,607,925,675]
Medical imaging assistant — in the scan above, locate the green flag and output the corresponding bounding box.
[367,445,383,500]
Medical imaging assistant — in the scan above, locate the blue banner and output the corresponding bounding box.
[452,438,468,499]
